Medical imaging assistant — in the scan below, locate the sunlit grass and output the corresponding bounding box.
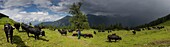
[0,25,170,47]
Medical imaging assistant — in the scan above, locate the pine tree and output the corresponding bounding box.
[69,2,90,29]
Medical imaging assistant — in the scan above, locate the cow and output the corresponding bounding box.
[132,31,136,35]
[107,33,122,42]
[14,23,20,31]
[58,29,67,35]
[98,30,101,32]
[102,30,105,32]
[21,23,33,31]
[4,23,15,44]
[157,26,164,29]
[72,33,78,36]
[108,30,112,33]
[94,31,96,34]
[83,34,93,38]
[21,23,45,40]
[26,28,45,40]
[147,27,151,30]
[68,29,74,33]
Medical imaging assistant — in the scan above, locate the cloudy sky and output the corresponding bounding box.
[0,0,80,25]
[1,0,170,26]
[81,0,170,26]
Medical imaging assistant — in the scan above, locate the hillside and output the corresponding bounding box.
[39,16,71,27]
[136,14,170,28]
[0,13,16,25]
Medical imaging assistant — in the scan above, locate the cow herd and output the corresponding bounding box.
[57,29,94,38]
[3,23,46,44]
[3,23,165,44]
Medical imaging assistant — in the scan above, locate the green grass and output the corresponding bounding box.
[0,17,16,25]
[0,25,170,47]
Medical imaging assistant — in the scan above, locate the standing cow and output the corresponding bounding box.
[14,23,20,31]
[21,23,45,40]
[4,23,15,44]
[107,34,122,42]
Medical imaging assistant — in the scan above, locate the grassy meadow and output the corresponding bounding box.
[0,23,170,47]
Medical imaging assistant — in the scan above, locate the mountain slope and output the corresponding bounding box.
[38,14,123,27]
[136,14,170,28]
[0,13,16,25]
[39,16,71,27]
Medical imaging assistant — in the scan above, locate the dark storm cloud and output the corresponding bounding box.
[80,0,170,26]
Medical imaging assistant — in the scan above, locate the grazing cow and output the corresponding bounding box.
[142,28,145,30]
[132,31,136,35]
[98,30,101,32]
[102,30,105,32]
[58,29,67,35]
[26,28,45,40]
[83,34,93,38]
[21,23,33,31]
[93,31,96,34]
[107,34,122,42]
[134,28,141,31]
[14,23,20,31]
[157,26,164,29]
[147,27,151,30]
[68,29,74,33]
[4,23,15,44]
[152,27,156,29]
[72,33,78,36]
[108,30,111,33]
[21,23,45,40]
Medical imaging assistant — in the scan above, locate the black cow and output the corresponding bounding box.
[68,29,74,33]
[21,23,33,31]
[58,29,67,35]
[108,30,112,33]
[107,34,122,42]
[102,30,105,32]
[83,34,93,38]
[26,28,45,40]
[98,30,101,32]
[72,33,78,36]
[94,31,96,34]
[4,23,15,44]
[147,27,151,30]
[14,23,20,31]
[157,26,164,29]
[132,31,136,35]
[21,23,45,40]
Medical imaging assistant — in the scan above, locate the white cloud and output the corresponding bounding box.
[33,0,52,8]
[3,0,32,8]
[49,0,80,12]
[0,0,81,25]
[0,9,64,25]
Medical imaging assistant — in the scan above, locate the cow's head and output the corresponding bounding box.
[41,31,45,36]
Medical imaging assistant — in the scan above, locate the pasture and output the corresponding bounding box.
[0,25,170,47]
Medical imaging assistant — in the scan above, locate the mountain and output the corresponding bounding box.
[136,14,170,28]
[38,14,130,27]
[39,16,71,27]
[0,13,16,25]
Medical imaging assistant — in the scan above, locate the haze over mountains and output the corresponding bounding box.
[39,14,170,27]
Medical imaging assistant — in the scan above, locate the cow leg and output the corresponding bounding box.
[108,39,111,42]
[10,34,13,44]
[27,32,30,37]
[115,40,117,42]
[37,35,39,40]
[5,33,9,42]
[34,35,37,40]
